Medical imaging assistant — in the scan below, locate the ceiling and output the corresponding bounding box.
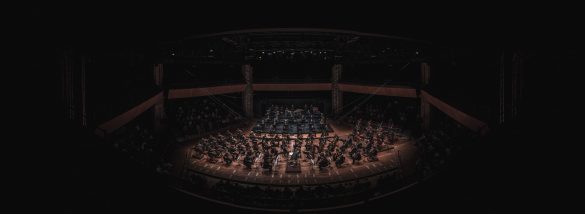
[27,4,580,50]
[160,28,433,64]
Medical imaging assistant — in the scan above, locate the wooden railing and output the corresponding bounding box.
[95,83,489,137]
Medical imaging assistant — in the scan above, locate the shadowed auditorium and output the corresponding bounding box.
[47,6,576,214]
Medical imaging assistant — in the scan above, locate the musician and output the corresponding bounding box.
[305,141,313,155]
[262,152,273,172]
[270,145,278,156]
[208,148,219,163]
[243,152,253,169]
[317,152,330,169]
[327,141,335,156]
[350,146,361,164]
[291,147,300,161]
[223,152,233,165]
[283,119,288,133]
[280,142,288,159]
[367,146,378,161]
[334,151,345,167]
[341,137,351,152]
[192,144,205,159]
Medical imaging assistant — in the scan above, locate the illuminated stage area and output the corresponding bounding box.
[162,115,422,210]
[155,93,433,210]
[176,121,416,186]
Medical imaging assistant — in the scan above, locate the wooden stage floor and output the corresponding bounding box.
[167,120,418,186]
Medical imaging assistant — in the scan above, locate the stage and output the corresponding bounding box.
[167,120,419,186]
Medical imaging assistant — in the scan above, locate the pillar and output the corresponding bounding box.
[421,62,430,86]
[332,64,343,116]
[242,64,254,118]
[421,98,430,130]
[154,102,165,132]
[154,63,164,87]
[420,62,431,130]
[499,50,524,124]
[153,63,165,132]
[61,49,87,127]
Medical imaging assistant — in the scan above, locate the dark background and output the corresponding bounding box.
[23,3,578,213]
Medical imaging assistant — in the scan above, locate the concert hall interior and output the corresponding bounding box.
[41,5,577,213]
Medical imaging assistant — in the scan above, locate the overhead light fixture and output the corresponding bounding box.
[347,36,360,44]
